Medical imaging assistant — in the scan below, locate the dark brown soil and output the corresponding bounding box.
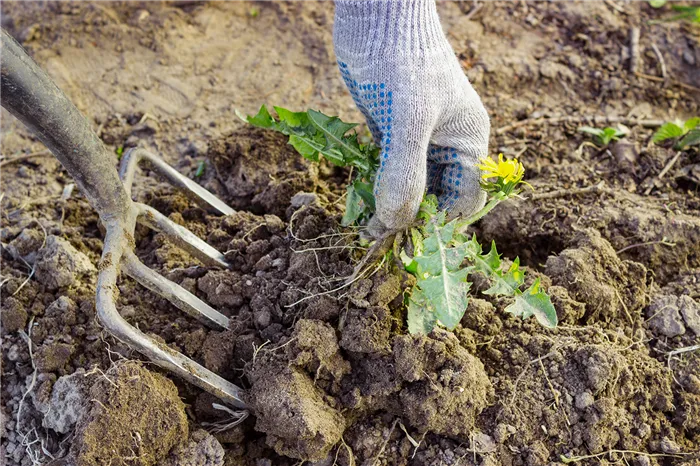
[1,2,699,466]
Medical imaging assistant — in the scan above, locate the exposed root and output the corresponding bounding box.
[560,449,692,464]
[202,403,250,433]
[285,254,387,307]
[16,317,60,465]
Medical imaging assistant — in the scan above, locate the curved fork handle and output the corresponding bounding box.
[0,29,130,221]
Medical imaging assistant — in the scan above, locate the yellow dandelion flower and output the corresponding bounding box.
[477,153,526,184]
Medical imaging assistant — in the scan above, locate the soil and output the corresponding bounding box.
[1,2,699,466]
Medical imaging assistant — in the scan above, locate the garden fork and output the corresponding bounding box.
[1,30,247,409]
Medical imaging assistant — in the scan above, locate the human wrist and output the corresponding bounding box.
[334,0,452,60]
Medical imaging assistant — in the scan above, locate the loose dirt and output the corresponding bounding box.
[1,2,699,466]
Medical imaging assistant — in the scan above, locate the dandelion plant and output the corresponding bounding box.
[242,106,557,334]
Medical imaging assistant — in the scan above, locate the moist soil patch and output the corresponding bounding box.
[2,2,699,466]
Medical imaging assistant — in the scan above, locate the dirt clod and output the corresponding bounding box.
[393,330,493,438]
[70,362,188,466]
[1,297,28,333]
[545,229,647,324]
[35,235,96,290]
[41,368,96,434]
[645,294,694,337]
[248,357,345,461]
[158,429,225,466]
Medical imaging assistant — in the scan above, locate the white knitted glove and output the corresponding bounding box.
[334,0,490,236]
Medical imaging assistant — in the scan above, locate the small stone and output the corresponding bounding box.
[494,423,515,443]
[685,374,700,395]
[290,192,319,208]
[637,423,651,439]
[271,258,285,269]
[263,214,285,233]
[567,54,583,69]
[46,296,78,325]
[678,295,700,335]
[254,255,273,272]
[7,344,21,362]
[646,295,686,337]
[633,455,651,466]
[659,437,681,454]
[472,432,497,453]
[0,410,7,438]
[5,228,45,263]
[135,9,150,22]
[575,391,595,410]
[119,305,137,319]
[43,369,94,434]
[159,429,224,466]
[254,309,271,329]
[35,236,96,290]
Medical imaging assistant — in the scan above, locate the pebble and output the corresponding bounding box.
[646,295,686,337]
[575,391,594,410]
[637,423,651,439]
[290,192,319,208]
[0,411,8,438]
[7,344,21,362]
[660,436,681,454]
[679,295,700,335]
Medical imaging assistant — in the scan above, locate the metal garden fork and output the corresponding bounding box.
[1,30,247,409]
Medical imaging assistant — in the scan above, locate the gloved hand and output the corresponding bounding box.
[334,0,490,236]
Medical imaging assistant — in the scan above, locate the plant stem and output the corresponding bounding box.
[456,196,503,233]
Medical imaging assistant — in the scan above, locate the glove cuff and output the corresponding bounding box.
[334,0,452,61]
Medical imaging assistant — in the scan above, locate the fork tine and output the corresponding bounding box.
[123,251,229,330]
[97,224,247,409]
[120,148,234,216]
[136,203,229,269]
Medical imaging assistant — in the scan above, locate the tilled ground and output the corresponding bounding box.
[1,2,699,466]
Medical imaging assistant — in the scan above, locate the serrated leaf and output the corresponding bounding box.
[472,239,500,273]
[353,180,375,211]
[414,220,471,277]
[653,122,684,143]
[419,268,471,329]
[484,257,525,296]
[274,106,310,127]
[505,278,558,328]
[242,105,379,226]
[408,216,473,331]
[677,128,700,149]
[288,135,320,162]
[418,195,439,221]
[342,184,363,226]
[682,117,700,133]
[245,105,277,129]
[407,290,437,334]
[307,109,368,170]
